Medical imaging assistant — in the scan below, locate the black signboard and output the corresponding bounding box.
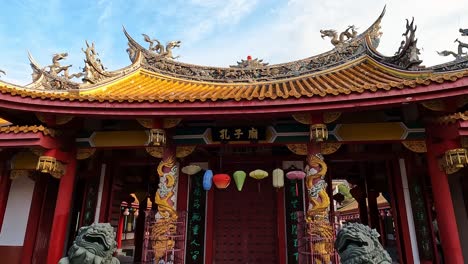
[185,171,207,264]
[212,127,266,142]
[284,177,304,264]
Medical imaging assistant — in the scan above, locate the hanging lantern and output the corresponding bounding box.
[310,124,328,142]
[272,168,284,188]
[444,148,468,169]
[123,208,130,216]
[286,170,306,196]
[213,174,231,189]
[249,169,269,180]
[181,165,201,175]
[203,170,213,190]
[233,170,246,191]
[149,128,166,146]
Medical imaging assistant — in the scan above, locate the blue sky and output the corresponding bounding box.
[1,0,468,84]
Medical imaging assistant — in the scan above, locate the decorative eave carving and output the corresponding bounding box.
[420,100,446,111]
[76,148,96,160]
[146,145,196,159]
[286,142,342,155]
[0,125,56,137]
[123,9,385,83]
[36,113,74,125]
[292,112,341,124]
[402,140,427,153]
[434,111,468,124]
[137,118,182,129]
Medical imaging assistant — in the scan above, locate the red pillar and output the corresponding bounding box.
[426,138,464,264]
[276,188,286,264]
[46,156,77,264]
[21,174,47,264]
[116,213,124,249]
[0,165,11,232]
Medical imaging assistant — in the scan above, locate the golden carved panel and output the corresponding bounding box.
[292,113,311,125]
[402,141,427,153]
[421,100,445,111]
[76,148,96,160]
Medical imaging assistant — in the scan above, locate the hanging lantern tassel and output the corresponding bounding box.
[249,169,269,192]
[233,170,246,191]
[286,170,306,196]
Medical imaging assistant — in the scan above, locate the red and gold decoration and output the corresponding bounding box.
[148,128,167,146]
[310,124,328,142]
[36,155,65,179]
[444,148,467,170]
[402,140,427,153]
[151,147,179,261]
[306,151,333,262]
[213,174,231,189]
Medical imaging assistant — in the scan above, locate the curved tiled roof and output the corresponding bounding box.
[0,56,466,103]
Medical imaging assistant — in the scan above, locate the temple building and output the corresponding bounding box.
[0,8,468,264]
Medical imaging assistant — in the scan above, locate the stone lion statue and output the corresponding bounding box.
[59,223,120,264]
[335,222,392,264]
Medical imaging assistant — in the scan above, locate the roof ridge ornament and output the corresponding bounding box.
[0,69,5,77]
[142,33,181,60]
[437,28,468,60]
[320,25,358,47]
[230,56,269,68]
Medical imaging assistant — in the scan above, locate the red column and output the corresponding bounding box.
[46,156,77,264]
[276,188,286,264]
[116,213,124,249]
[0,165,11,232]
[21,174,47,264]
[426,139,464,264]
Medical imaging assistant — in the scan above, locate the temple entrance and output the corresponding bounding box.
[213,165,278,263]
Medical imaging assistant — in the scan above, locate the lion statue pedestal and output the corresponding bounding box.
[58,223,120,264]
[335,223,392,264]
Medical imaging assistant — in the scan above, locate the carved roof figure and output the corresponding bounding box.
[141,33,181,60]
[460,28,468,37]
[320,25,358,47]
[0,69,5,76]
[230,56,269,68]
[438,29,468,61]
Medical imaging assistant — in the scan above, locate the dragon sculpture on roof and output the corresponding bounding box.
[320,25,358,46]
[142,34,181,60]
[438,28,468,60]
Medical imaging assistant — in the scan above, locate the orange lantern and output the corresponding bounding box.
[213,174,231,189]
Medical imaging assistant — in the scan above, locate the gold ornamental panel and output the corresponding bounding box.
[402,141,427,153]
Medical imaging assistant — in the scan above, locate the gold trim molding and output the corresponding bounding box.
[434,111,468,124]
[402,141,427,153]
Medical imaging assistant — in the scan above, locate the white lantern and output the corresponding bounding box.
[272,168,284,188]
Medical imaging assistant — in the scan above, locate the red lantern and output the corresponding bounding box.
[213,174,231,189]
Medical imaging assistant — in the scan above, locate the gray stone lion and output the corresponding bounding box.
[59,223,120,264]
[335,222,392,264]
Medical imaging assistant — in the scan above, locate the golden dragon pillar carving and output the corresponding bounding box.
[305,147,333,264]
[151,145,179,261]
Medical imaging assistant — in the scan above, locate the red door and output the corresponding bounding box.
[214,176,278,263]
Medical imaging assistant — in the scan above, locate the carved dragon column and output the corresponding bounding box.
[148,119,179,263]
[305,115,333,264]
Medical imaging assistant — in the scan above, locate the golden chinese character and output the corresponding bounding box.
[234,129,244,139]
[248,127,258,140]
[219,129,230,140]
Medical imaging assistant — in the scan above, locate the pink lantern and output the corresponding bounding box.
[286,170,306,196]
